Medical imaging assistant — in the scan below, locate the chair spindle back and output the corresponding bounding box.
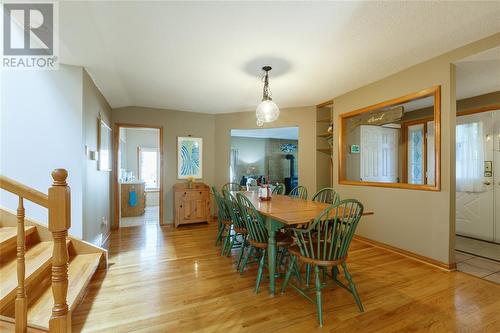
[212,187,231,222]
[272,183,286,195]
[222,182,242,192]
[311,187,340,204]
[222,189,247,230]
[236,193,268,244]
[292,199,364,262]
[289,185,308,200]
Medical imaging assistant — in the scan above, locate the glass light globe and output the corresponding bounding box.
[256,118,264,127]
[256,99,280,123]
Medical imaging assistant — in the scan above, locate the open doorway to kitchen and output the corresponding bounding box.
[113,123,164,229]
[453,46,500,284]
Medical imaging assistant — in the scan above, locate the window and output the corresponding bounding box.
[407,124,424,184]
[456,121,484,192]
[402,120,435,185]
[339,85,441,191]
[138,147,160,190]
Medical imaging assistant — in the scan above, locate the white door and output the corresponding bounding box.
[360,125,398,182]
[456,111,495,241]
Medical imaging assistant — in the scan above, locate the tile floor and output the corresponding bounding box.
[120,205,159,227]
[456,235,500,261]
[455,249,500,284]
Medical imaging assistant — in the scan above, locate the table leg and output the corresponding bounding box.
[267,216,277,296]
[266,216,284,296]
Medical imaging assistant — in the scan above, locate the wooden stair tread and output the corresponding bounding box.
[27,253,101,328]
[0,318,48,332]
[0,241,56,311]
[0,226,36,253]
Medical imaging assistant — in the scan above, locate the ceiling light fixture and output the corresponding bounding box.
[256,66,279,127]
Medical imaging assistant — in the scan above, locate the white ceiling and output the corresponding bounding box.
[455,46,500,99]
[231,127,299,140]
[59,1,500,114]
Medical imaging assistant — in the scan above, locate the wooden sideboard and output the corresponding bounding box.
[121,182,146,217]
[173,182,211,227]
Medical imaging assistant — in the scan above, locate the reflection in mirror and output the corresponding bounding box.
[340,86,440,190]
[230,127,299,194]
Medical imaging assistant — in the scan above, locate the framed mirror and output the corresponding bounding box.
[98,117,112,171]
[338,86,441,191]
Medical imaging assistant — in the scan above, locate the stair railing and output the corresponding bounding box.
[0,169,71,333]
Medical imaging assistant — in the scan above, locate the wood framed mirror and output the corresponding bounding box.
[97,116,112,171]
[338,86,441,191]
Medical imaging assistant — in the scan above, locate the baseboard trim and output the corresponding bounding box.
[353,235,456,272]
[101,230,111,247]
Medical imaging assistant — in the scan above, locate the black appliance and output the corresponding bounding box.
[284,154,298,194]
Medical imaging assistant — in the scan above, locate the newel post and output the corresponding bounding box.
[48,169,71,333]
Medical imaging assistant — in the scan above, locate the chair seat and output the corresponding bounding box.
[288,243,347,267]
[234,227,248,234]
[249,233,293,249]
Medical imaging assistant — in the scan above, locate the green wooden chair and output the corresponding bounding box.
[236,193,293,293]
[281,199,365,326]
[289,185,308,200]
[212,187,232,248]
[222,182,243,192]
[311,188,340,204]
[222,190,249,269]
[272,183,286,195]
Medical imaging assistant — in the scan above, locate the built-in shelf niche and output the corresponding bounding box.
[315,100,333,190]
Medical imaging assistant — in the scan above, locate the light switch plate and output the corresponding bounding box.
[89,151,98,161]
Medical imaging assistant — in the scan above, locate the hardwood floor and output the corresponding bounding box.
[72,223,500,332]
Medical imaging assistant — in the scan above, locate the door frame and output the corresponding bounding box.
[112,122,165,229]
[401,117,433,184]
[457,104,500,117]
[454,103,500,243]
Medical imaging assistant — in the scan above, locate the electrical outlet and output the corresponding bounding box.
[101,217,108,228]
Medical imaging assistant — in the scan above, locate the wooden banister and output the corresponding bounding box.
[0,175,48,207]
[48,169,71,333]
[15,197,27,333]
[0,169,71,332]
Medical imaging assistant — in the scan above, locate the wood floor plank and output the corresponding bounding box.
[72,223,500,333]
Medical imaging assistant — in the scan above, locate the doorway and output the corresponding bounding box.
[454,109,500,283]
[455,111,498,242]
[229,127,299,194]
[112,123,164,229]
[453,46,500,283]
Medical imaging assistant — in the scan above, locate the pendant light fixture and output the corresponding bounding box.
[256,66,279,126]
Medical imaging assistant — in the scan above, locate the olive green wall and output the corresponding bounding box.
[112,106,216,224]
[83,69,113,245]
[332,33,500,265]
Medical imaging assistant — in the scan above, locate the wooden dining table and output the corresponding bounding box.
[238,191,374,296]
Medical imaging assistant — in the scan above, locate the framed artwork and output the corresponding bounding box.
[97,117,112,171]
[177,136,203,179]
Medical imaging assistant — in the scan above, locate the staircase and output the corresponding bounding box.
[0,170,107,332]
